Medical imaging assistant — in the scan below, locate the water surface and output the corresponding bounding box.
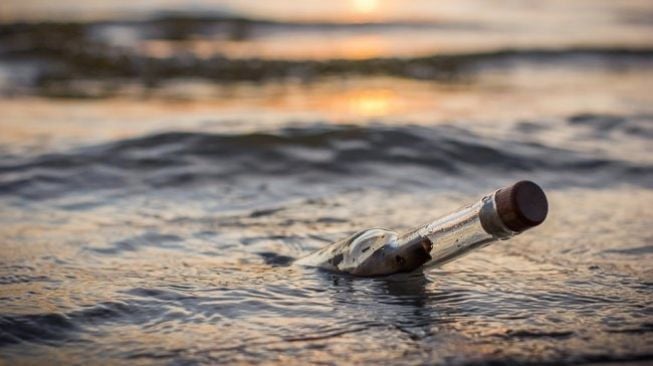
[1,1,652,364]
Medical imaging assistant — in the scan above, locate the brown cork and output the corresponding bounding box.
[495,180,548,232]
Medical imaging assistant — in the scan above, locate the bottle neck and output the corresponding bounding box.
[397,191,518,268]
[478,191,519,239]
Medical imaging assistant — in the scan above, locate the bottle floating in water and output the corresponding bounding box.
[296,181,548,276]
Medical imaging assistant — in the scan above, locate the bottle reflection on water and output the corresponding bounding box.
[296,181,548,277]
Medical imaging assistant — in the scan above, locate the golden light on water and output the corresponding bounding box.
[351,0,380,15]
[347,89,394,117]
[335,35,385,60]
[141,35,389,60]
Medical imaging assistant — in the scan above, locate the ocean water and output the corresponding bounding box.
[1,1,653,364]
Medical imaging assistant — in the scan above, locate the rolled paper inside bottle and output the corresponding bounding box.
[295,228,434,276]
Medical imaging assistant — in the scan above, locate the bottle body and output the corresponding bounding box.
[296,181,547,277]
[294,227,433,276]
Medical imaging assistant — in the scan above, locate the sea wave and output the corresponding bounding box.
[1,118,650,200]
[10,47,653,97]
[2,19,653,96]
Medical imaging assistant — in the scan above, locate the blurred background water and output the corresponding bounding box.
[1,1,652,364]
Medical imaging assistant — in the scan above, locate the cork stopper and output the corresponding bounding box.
[495,180,548,232]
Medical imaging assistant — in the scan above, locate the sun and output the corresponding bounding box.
[351,0,380,14]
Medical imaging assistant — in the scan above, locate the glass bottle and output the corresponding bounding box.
[295,181,548,276]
